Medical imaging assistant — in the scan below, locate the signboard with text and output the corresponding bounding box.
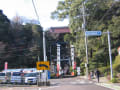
[85,31,102,36]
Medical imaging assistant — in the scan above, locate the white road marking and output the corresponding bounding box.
[42,86,60,90]
[39,88,41,90]
[70,79,94,85]
[96,83,120,90]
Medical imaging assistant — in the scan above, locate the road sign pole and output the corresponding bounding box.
[107,31,113,80]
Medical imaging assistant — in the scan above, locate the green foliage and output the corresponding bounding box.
[113,72,117,78]
[51,0,120,75]
[110,78,118,83]
[104,72,108,77]
[50,73,56,78]
[74,70,77,76]
[69,66,73,73]
[0,10,43,70]
[0,10,10,42]
[113,55,120,72]
[99,66,110,75]
[80,62,85,75]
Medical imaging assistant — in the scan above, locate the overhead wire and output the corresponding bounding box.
[32,0,41,25]
[0,0,42,59]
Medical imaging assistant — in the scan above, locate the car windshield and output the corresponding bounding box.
[6,72,11,76]
[0,73,5,76]
[12,72,21,76]
[24,73,37,77]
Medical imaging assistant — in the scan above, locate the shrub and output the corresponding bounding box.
[74,70,77,76]
[110,78,118,83]
[99,66,110,76]
[113,72,117,78]
[104,72,108,77]
[50,73,56,78]
[113,64,120,72]
[113,55,120,72]
[69,66,73,73]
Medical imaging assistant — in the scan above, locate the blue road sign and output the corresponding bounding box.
[85,31,102,36]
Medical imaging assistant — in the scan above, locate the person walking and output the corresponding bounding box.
[95,69,100,83]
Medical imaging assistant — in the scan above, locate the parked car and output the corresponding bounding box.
[24,72,38,84]
[6,72,11,83]
[10,72,22,84]
[0,72,7,84]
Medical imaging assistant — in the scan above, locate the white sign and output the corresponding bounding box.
[77,67,80,76]
[41,72,47,82]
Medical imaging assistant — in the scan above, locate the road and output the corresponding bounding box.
[0,76,112,90]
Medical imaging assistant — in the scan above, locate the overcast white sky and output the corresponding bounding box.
[0,0,68,29]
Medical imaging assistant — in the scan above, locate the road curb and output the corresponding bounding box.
[95,83,120,90]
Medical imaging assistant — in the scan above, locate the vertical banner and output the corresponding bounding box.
[4,62,8,70]
[57,44,61,77]
[71,45,75,76]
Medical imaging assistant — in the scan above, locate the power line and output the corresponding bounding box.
[32,0,41,25]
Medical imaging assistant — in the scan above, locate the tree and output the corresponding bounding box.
[51,0,120,72]
[0,10,12,70]
[0,11,44,70]
[0,10,10,42]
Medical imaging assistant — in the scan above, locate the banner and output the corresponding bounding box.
[4,62,8,70]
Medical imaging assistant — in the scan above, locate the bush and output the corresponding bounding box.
[113,72,117,78]
[69,66,73,73]
[113,55,120,72]
[104,72,108,77]
[50,73,56,78]
[99,66,110,76]
[74,70,77,76]
[113,64,120,72]
[110,78,118,83]
[80,72,85,76]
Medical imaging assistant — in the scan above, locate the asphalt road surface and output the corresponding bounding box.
[0,76,112,90]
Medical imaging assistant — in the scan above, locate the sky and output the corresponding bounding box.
[0,0,69,29]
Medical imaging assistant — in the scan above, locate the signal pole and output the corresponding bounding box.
[82,1,89,79]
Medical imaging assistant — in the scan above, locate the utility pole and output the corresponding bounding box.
[82,1,89,79]
[107,31,113,80]
[43,31,48,85]
[43,31,46,61]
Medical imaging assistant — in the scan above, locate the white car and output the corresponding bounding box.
[24,72,38,84]
[10,72,22,84]
[0,72,7,83]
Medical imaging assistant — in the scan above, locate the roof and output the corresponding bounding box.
[49,26,70,34]
[2,68,37,73]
